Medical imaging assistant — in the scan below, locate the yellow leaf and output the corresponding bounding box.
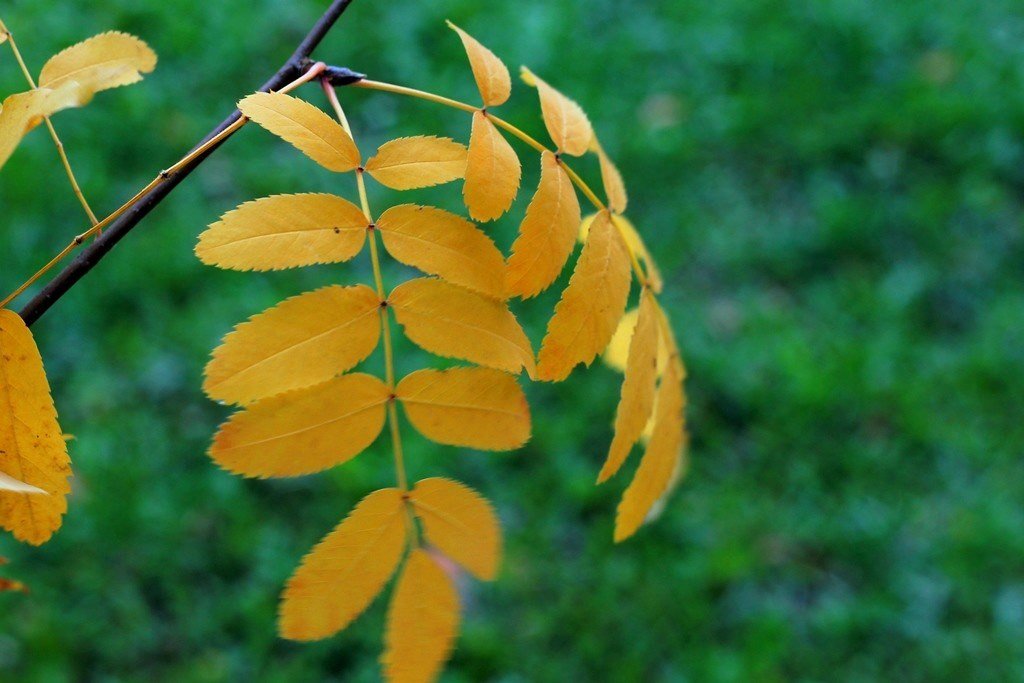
[0,20,7,45]
[210,373,389,478]
[614,362,686,542]
[238,92,360,172]
[593,139,628,213]
[377,204,506,300]
[446,21,511,107]
[38,31,156,106]
[365,136,468,190]
[598,291,659,483]
[463,111,521,222]
[580,213,663,293]
[382,548,460,683]
[602,308,638,373]
[411,477,501,581]
[390,278,534,376]
[537,211,632,382]
[0,472,44,495]
[397,367,530,450]
[520,67,593,157]
[0,90,55,169]
[204,285,382,405]
[0,310,72,545]
[506,150,581,299]
[196,193,368,271]
[280,488,407,641]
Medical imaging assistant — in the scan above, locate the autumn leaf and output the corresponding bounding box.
[280,488,407,641]
[365,136,468,190]
[0,89,61,169]
[506,150,581,299]
[38,31,157,106]
[210,373,389,478]
[520,67,593,157]
[204,285,382,405]
[382,549,460,683]
[397,367,531,450]
[377,204,507,300]
[592,137,628,214]
[390,278,535,376]
[196,193,368,271]
[0,20,8,46]
[411,477,501,581]
[463,111,521,222]
[580,213,663,294]
[238,92,360,172]
[537,211,632,382]
[446,21,511,107]
[0,310,72,546]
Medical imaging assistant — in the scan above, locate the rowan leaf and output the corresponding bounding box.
[0,310,72,546]
[537,211,632,382]
[397,367,531,450]
[365,136,468,190]
[580,213,663,293]
[463,111,521,222]
[0,90,56,170]
[506,150,581,298]
[382,548,460,683]
[204,285,382,405]
[592,138,628,213]
[280,488,407,641]
[411,477,501,581]
[520,67,593,157]
[196,193,368,271]
[210,373,389,478]
[38,31,156,106]
[390,278,534,376]
[603,308,638,373]
[598,291,660,483]
[377,204,506,300]
[238,92,360,172]
[615,362,686,542]
[446,21,511,107]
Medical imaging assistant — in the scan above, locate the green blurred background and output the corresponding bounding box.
[2,0,1023,680]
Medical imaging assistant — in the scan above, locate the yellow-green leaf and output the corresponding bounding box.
[382,548,460,683]
[365,136,468,190]
[204,285,382,405]
[397,367,530,450]
[238,92,360,172]
[506,150,581,299]
[38,31,156,106]
[446,21,511,107]
[463,111,520,222]
[411,477,501,581]
[390,278,534,376]
[615,362,686,542]
[598,291,659,483]
[520,67,593,157]
[537,211,632,381]
[280,488,407,641]
[377,204,506,300]
[580,213,663,293]
[210,373,389,478]
[196,193,368,271]
[0,310,72,545]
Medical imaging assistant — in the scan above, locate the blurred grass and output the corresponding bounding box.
[1,0,1024,680]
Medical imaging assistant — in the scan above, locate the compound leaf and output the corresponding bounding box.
[446,21,511,107]
[411,477,501,581]
[520,67,593,157]
[463,111,520,222]
[365,136,468,190]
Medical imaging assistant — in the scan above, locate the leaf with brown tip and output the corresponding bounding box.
[411,478,501,581]
[520,67,593,156]
[463,111,521,222]
[38,31,156,106]
[365,136,468,190]
[446,21,511,107]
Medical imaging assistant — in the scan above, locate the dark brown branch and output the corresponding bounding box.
[20,0,361,327]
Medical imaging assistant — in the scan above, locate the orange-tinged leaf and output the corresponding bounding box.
[463,111,521,222]
[520,67,593,156]
[593,139,628,213]
[382,548,460,683]
[365,136,468,190]
[238,92,360,172]
[411,477,501,581]
[0,310,72,545]
[196,193,368,271]
[390,278,534,376]
[397,367,530,451]
[598,291,659,483]
[280,488,407,641]
[377,204,506,300]
[614,362,686,542]
[446,21,511,107]
[0,90,61,170]
[580,212,663,293]
[38,32,157,106]
[506,151,581,298]
[537,211,632,382]
[210,373,389,478]
[204,285,382,405]
[0,472,44,495]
